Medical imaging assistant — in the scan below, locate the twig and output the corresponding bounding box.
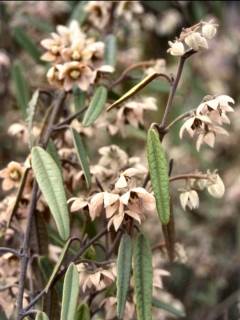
[169,173,209,182]
[165,109,195,132]
[55,106,88,128]
[0,247,20,257]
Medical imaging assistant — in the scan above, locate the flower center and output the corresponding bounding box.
[70,69,80,79]
[10,169,21,181]
[72,50,81,60]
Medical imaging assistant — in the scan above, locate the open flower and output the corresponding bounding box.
[0,162,24,191]
[184,32,208,51]
[179,113,211,139]
[85,1,111,30]
[179,189,199,211]
[201,20,218,39]
[207,172,225,198]
[167,40,185,56]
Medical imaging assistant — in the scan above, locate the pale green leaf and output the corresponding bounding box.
[11,61,30,118]
[152,298,186,317]
[133,234,153,320]
[117,234,133,319]
[61,263,79,320]
[70,128,91,189]
[70,1,88,25]
[75,303,90,320]
[36,311,49,320]
[47,139,61,169]
[82,86,107,127]
[147,128,170,224]
[73,87,86,112]
[27,90,39,148]
[105,34,117,68]
[31,146,70,240]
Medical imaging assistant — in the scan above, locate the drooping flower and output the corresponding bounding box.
[0,162,24,191]
[201,20,218,39]
[184,32,208,51]
[167,40,185,56]
[179,189,199,211]
[207,172,225,198]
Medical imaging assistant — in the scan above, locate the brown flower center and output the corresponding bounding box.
[9,169,21,182]
[70,69,81,79]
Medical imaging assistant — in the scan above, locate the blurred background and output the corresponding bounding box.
[0,1,240,319]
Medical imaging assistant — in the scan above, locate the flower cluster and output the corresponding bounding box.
[179,171,225,211]
[168,20,218,56]
[41,20,111,91]
[180,95,235,151]
[0,162,24,191]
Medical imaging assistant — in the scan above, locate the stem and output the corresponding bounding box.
[160,49,196,128]
[165,109,195,132]
[0,247,20,257]
[169,173,209,182]
[16,92,66,319]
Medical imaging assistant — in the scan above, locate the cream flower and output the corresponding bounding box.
[180,190,199,210]
[167,40,185,56]
[179,113,211,139]
[184,32,208,51]
[115,1,143,22]
[196,125,228,151]
[207,172,225,198]
[197,95,235,115]
[85,1,112,30]
[98,145,128,171]
[202,20,218,39]
[0,162,24,191]
[77,263,116,292]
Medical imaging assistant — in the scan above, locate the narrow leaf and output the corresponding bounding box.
[31,146,70,240]
[36,311,49,320]
[152,298,185,317]
[105,34,117,68]
[133,234,153,320]
[147,128,170,224]
[75,303,90,320]
[27,89,39,148]
[82,86,107,127]
[47,139,61,169]
[11,61,30,118]
[107,73,161,111]
[70,1,88,25]
[117,234,133,319]
[61,263,79,320]
[73,87,86,112]
[71,128,91,188]
[13,27,41,62]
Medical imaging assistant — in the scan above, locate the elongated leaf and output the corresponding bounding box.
[47,139,61,169]
[31,146,70,240]
[105,34,117,68]
[82,86,107,127]
[71,128,91,188]
[27,90,39,148]
[133,234,153,320]
[75,303,90,320]
[107,73,161,111]
[152,298,185,317]
[36,311,49,320]
[13,27,41,62]
[61,263,79,320]
[70,1,88,25]
[11,61,30,118]
[73,87,86,112]
[147,128,170,224]
[117,234,133,319]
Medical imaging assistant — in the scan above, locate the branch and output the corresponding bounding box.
[169,173,209,182]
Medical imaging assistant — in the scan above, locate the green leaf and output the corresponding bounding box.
[70,128,91,189]
[36,311,49,320]
[82,86,107,127]
[105,34,117,68]
[13,27,41,62]
[133,234,153,320]
[152,298,186,317]
[70,1,88,25]
[61,263,79,320]
[117,234,133,319]
[31,146,70,240]
[147,128,170,224]
[27,90,39,148]
[75,303,90,320]
[47,139,61,169]
[73,87,86,112]
[11,61,30,118]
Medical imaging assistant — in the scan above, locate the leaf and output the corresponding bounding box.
[117,234,133,319]
[70,1,88,25]
[36,311,50,320]
[47,139,61,169]
[31,146,70,240]
[27,90,39,148]
[61,263,80,320]
[104,34,117,68]
[133,234,153,320]
[44,238,73,293]
[82,86,107,127]
[11,61,30,118]
[70,128,91,189]
[73,87,86,112]
[107,73,161,111]
[147,128,170,224]
[13,27,41,62]
[75,303,90,320]
[152,298,186,317]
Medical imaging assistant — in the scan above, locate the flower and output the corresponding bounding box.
[207,172,225,198]
[0,162,24,191]
[179,113,211,139]
[98,145,128,171]
[202,20,218,39]
[184,32,208,50]
[167,40,185,56]
[84,1,111,30]
[115,1,143,22]
[179,190,199,210]
[101,297,135,320]
[77,263,116,292]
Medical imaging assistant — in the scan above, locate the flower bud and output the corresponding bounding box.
[167,41,185,56]
[202,22,217,39]
[185,32,208,51]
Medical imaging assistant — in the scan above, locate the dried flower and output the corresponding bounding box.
[167,40,185,56]
[0,162,24,191]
